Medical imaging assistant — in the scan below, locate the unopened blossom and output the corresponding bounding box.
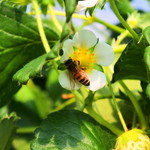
[127,11,140,28]
[114,129,150,150]
[76,0,99,12]
[58,30,114,91]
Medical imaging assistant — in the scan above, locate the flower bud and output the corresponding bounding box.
[76,0,99,12]
[127,12,140,28]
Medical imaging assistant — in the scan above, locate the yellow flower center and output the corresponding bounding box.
[71,48,96,72]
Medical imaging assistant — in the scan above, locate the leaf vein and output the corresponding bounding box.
[0,29,35,42]
[0,12,39,37]
[42,125,97,150]
[80,120,102,146]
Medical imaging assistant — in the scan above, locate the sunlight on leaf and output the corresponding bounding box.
[31,110,116,150]
[0,2,59,106]
[13,52,56,84]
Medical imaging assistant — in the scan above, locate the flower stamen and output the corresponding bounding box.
[59,29,113,91]
[71,48,96,72]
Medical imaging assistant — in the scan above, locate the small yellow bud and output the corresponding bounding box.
[114,129,150,150]
[127,12,140,28]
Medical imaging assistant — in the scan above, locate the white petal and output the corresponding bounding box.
[94,41,115,66]
[76,0,98,12]
[60,39,74,62]
[87,70,106,91]
[59,71,81,90]
[76,4,87,12]
[72,30,97,49]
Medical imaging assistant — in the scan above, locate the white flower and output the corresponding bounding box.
[76,0,99,12]
[59,30,114,91]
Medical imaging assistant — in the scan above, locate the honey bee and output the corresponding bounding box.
[65,58,90,86]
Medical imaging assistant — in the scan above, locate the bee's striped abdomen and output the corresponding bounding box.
[73,72,90,86]
[65,58,90,86]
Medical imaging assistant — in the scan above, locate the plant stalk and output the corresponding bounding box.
[46,10,127,34]
[115,30,129,46]
[85,91,123,136]
[93,17,128,35]
[119,80,148,129]
[108,0,140,42]
[107,76,128,132]
[32,0,51,53]
[48,5,62,32]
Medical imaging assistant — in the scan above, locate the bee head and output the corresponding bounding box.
[64,58,73,66]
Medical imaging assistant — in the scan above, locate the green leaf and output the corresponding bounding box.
[9,100,41,127]
[85,6,96,16]
[46,69,66,103]
[144,46,150,70]
[0,112,19,150]
[93,98,122,128]
[57,63,66,70]
[13,137,30,150]
[146,83,150,98]
[116,0,134,16]
[40,4,48,15]
[143,26,150,71]
[57,0,64,7]
[113,40,148,82]
[60,23,70,41]
[13,52,56,83]
[31,110,116,150]
[143,26,150,45]
[139,13,150,30]
[14,84,52,119]
[0,2,59,105]
[64,0,77,22]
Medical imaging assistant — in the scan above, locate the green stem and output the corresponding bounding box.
[107,77,128,132]
[119,80,148,129]
[32,0,51,53]
[48,5,62,32]
[85,91,123,136]
[72,90,85,111]
[30,8,129,36]
[17,126,37,134]
[115,30,129,46]
[93,17,128,35]
[113,44,127,53]
[108,0,140,42]
[94,95,123,101]
[132,112,137,129]
[45,10,127,35]
[51,98,75,112]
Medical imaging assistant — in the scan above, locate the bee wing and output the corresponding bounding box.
[68,71,81,90]
[68,72,77,90]
[59,71,79,90]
